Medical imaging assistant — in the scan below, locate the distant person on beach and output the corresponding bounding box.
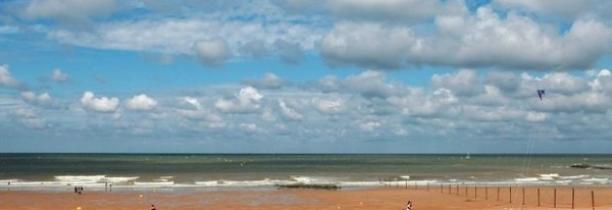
[150,204,156,210]
[404,200,413,210]
[74,186,78,194]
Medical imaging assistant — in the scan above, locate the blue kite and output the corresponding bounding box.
[537,89,545,100]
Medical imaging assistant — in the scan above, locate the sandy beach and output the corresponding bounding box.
[1,186,612,210]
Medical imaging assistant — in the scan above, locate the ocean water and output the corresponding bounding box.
[1,154,611,190]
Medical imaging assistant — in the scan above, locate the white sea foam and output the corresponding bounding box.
[515,177,540,182]
[290,176,337,184]
[103,176,139,183]
[195,179,294,187]
[581,178,608,184]
[133,181,174,187]
[559,175,589,180]
[538,173,559,180]
[55,175,106,182]
[2,173,611,189]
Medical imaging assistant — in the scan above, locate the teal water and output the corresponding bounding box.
[1,154,611,188]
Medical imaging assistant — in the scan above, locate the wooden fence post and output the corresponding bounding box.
[554,188,557,208]
[591,190,595,210]
[522,187,525,205]
[509,186,512,203]
[497,187,500,201]
[537,188,540,207]
[455,184,458,195]
[572,187,575,209]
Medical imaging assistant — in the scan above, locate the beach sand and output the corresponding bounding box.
[1,186,612,210]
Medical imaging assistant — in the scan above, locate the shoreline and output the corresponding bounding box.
[2,186,612,210]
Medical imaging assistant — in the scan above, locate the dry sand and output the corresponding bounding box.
[1,186,611,210]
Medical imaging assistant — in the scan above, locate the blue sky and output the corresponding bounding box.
[1,0,612,153]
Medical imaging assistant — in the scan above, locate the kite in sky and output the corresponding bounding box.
[537,89,545,100]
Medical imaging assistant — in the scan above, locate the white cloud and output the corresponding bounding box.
[244,73,284,89]
[321,22,419,69]
[14,108,48,129]
[312,98,345,114]
[80,91,119,112]
[359,120,382,132]
[432,69,482,96]
[215,86,264,113]
[320,7,612,70]
[281,0,466,23]
[239,123,258,132]
[0,65,18,87]
[23,0,117,22]
[278,99,303,121]
[21,91,52,105]
[126,94,157,111]
[344,70,399,98]
[193,38,231,66]
[493,0,611,19]
[48,17,323,57]
[51,69,68,82]
[183,96,202,110]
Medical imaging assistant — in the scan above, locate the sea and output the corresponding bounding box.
[1,154,611,191]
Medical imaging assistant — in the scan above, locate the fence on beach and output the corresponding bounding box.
[385,180,609,209]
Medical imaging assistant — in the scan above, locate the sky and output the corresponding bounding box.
[0,0,612,153]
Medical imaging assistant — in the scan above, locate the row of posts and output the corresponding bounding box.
[384,180,596,209]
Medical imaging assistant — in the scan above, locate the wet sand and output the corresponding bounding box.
[1,186,612,210]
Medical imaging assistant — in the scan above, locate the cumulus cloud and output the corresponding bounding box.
[215,86,264,113]
[21,91,52,105]
[278,99,303,121]
[176,97,224,127]
[432,69,482,96]
[80,91,119,112]
[193,38,231,66]
[126,94,157,111]
[312,98,345,114]
[243,73,284,89]
[320,7,612,70]
[36,0,610,70]
[23,0,117,22]
[183,96,202,110]
[321,22,418,69]
[493,0,611,20]
[239,123,258,132]
[358,120,382,132]
[3,68,612,147]
[51,69,68,82]
[48,14,323,58]
[344,70,399,98]
[0,65,18,87]
[280,0,466,23]
[13,108,48,129]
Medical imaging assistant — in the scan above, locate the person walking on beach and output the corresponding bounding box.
[404,200,413,210]
[74,186,78,194]
[150,204,156,210]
